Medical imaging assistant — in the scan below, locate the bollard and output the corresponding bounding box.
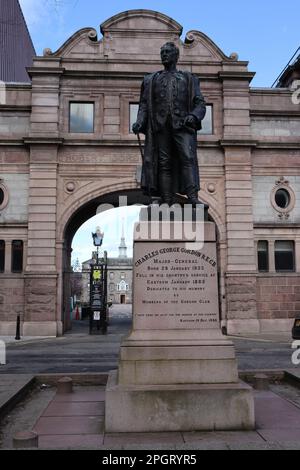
[253,373,269,391]
[13,431,38,449]
[57,376,73,394]
[15,315,21,341]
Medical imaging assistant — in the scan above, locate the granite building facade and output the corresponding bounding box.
[0,9,299,336]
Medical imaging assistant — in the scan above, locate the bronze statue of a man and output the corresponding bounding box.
[133,42,206,206]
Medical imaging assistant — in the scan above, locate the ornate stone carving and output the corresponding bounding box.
[65,181,76,194]
[88,29,98,42]
[43,48,53,56]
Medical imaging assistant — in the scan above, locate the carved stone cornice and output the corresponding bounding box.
[219,71,255,82]
[220,139,258,147]
[23,137,64,146]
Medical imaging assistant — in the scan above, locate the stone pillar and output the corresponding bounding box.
[221,70,259,335]
[223,146,259,335]
[55,240,65,337]
[22,59,63,337]
[269,240,276,274]
[24,155,59,337]
[105,218,254,433]
[4,240,12,273]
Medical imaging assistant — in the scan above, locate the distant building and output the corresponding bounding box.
[274,48,300,88]
[82,227,133,305]
[0,0,35,83]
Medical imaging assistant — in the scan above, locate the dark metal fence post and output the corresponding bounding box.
[15,315,21,340]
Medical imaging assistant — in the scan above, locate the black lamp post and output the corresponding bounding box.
[92,227,104,264]
[90,227,108,335]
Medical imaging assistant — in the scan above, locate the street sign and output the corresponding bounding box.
[93,311,101,321]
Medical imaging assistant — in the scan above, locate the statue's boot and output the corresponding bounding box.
[187,191,202,207]
[161,193,175,206]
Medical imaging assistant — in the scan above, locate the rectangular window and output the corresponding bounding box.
[129,103,139,133]
[12,240,23,273]
[198,104,213,135]
[275,241,295,272]
[0,240,5,273]
[258,241,269,272]
[69,102,94,133]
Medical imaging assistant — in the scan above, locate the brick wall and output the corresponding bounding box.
[256,276,300,320]
[0,277,24,321]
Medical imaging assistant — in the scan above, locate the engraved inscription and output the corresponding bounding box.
[133,242,219,330]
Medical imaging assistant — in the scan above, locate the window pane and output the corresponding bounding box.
[0,188,4,206]
[275,241,295,272]
[0,240,5,273]
[198,105,213,135]
[70,103,94,133]
[258,241,269,272]
[12,240,23,273]
[130,103,139,133]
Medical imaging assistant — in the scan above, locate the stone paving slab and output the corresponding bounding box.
[38,434,104,449]
[255,390,300,429]
[33,416,104,435]
[43,401,105,417]
[0,374,35,418]
[257,429,300,442]
[104,432,184,447]
[0,337,53,345]
[182,431,265,445]
[53,390,105,402]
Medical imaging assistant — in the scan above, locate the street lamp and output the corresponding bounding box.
[92,227,104,263]
[89,227,108,335]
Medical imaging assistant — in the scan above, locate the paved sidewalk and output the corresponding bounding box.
[0,337,54,345]
[33,384,300,450]
[1,371,300,449]
[229,332,293,344]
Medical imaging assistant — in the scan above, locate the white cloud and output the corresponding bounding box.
[19,0,76,54]
[19,0,50,27]
[71,206,142,265]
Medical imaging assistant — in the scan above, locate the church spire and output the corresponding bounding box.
[119,218,127,259]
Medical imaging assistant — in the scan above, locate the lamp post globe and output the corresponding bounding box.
[92,227,104,247]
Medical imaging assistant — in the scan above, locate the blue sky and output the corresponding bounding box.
[18,0,300,265]
[20,0,299,87]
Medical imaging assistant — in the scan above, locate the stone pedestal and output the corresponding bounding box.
[105,219,254,432]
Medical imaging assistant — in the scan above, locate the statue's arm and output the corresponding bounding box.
[190,75,206,128]
[133,79,148,134]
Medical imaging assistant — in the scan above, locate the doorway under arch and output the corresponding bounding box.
[60,188,149,333]
[59,188,226,334]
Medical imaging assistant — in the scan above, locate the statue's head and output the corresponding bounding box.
[160,42,179,66]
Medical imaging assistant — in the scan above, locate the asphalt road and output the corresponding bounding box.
[0,306,298,374]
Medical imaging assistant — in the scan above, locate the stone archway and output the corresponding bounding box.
[58,185,226,334]
[59,187,149,333]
